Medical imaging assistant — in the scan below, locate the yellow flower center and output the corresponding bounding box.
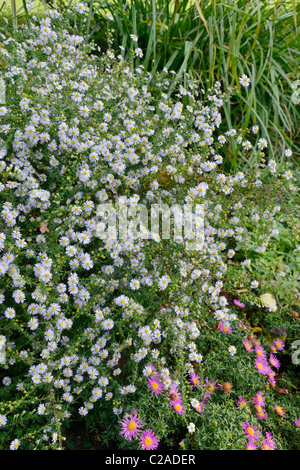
[175,404,181,411]
[128,422,136,431]
[248,428,254,436]
[152,382,159,390]
[144,437,152,446]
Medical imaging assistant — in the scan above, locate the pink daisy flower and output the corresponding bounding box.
[236,396,249,410]
[261,432,276,450]
[173,400,185,415]
[255,345,267,360]
[218,321,232,334]
[246,440,257,450]
[269,354,280,369]
[119,412,144,441]
[273,338,285,351]
[253,391,265,407]
[140,430,159,450]
[205,377,220,393]
[242,420,261,441]
[189,372,201,389]
[242,339,253,353]
[255,408,268,421]
[268,375,276,389]
[255,357,269,375]
[234,299,245,308]
[267,367,276,383]
[274,404,286,417]
[169,384,182,406]
[148,376,164,395]
[294,417,300,428]
[195,401,204,414]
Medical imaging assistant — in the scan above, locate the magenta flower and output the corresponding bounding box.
[294,417,300,428]
[173,400,185,415]
[148,376,164,395]
[234,299,245,308]
[253,391,265,407]
[269,354,280,369]
[273,338,285,351]
[140,429,159,450]
[189,372,201,389]
[267,367,276,380]
[246,440,257,450]
[242,420,261,441]
[205,377,220,393]
[236,396,249,410]
[268,375,276,389]
[218,321,232,334]
[256,410,268,421]
[261,432,276,450]
[169,383,182,406]
[255,345,267,360]
[119,412,144,441]
[242,339,253,353]
[274,404,286,417]
[195,401,204,414]
[255,357,269,375]
[254,403,268,421]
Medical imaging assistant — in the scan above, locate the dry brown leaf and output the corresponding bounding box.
[39,222,49,233]
[275,386,289,395]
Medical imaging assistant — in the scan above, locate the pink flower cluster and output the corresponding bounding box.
[242,336,284,389]
[243,421,276,450]
[253,391,268,420]
[146,365,186,416]
[119,411,159,450]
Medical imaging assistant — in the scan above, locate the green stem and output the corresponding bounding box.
[11,0,17,29]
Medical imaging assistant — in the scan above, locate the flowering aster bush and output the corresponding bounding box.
[0,7,299,450]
